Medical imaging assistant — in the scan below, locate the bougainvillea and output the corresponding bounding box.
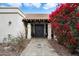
[49,3,79,50]
[63,24,70,31]
[63,15,70,21]
[66,31,73,39]
[69,38,77,45]
[75,22,79,31]
[52,22,60,29]
[76,12,79,17]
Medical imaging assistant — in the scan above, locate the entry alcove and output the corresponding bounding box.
[22,19,49,38]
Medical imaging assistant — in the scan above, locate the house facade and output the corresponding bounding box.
[0,7,52,43]
[22,14,52,39]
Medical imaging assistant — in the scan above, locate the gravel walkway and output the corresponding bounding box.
[21,39,58,56]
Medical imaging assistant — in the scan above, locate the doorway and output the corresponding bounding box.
[35,24,44,37]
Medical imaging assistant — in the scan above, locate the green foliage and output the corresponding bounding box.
[59,20,65,25]
[67,44,76,49]
[58,33,67,45]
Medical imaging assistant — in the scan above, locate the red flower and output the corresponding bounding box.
[73,3,79,9]
[69,7,75,12]
[63,24,70,31]
[69,38,77,45]
[63,15,70,20]
[75,22,79,31]
[76,12,79,17]
[66,31,73,39]
[58,4,65,11]
[51,11,58,16]
[52,22,60,28]
[65,3,71,9]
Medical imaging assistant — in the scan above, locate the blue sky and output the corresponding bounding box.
[0,3,59,14]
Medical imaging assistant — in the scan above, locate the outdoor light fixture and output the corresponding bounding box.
[8,21,12,26]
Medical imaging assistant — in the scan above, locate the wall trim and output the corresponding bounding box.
[0,7,25,18]
[0,12,25,18]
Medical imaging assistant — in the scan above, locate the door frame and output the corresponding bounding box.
[31,23,48,38]
[35,24,44,37]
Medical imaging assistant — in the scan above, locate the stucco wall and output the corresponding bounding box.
[0,13,25,43]
[0,8,25,18]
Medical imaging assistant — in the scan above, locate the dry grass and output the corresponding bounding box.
[0,34,30,56]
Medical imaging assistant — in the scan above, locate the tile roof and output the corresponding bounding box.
[24,14,48,20]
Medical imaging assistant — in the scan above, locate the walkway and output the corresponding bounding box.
[21,38,58,56]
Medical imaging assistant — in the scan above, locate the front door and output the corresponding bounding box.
[35,24,44,37]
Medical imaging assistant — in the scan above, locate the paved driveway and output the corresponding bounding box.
[21,38,58,56]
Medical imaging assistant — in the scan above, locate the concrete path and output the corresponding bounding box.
[21,39,58,56]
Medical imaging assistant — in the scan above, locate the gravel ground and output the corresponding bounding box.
[48,40,72,56]
[0,44,18,56]
[0,40,30,56]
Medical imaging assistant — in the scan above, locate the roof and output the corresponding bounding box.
[0,7,49,19]
[24,14,49,19]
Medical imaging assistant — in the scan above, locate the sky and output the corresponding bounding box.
[0,3,59,14]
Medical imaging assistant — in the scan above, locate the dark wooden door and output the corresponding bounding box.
[35,24,44,37]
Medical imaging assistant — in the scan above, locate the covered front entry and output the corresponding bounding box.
[31,23,47,38]
[35,24,44,37]
[22,18,52,39]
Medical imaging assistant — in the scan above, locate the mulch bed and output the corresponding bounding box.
[48,39,72,56]
[0,40,30,56]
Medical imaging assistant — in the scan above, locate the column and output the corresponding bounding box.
[33,24,35,36]
[44,24,46,37]
[27,23,31,39]
[48,23,52,39]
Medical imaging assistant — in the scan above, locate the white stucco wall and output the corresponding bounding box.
[0,8,25,43]
[0,7,25,18]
